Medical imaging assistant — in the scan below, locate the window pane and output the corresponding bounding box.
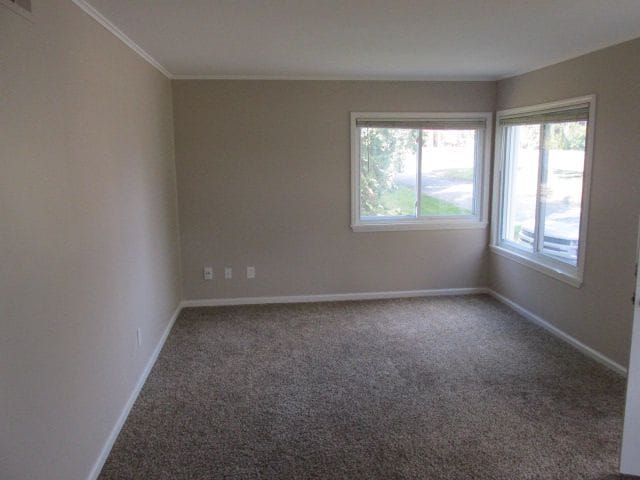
[359,127,418,218]
[540,121,586,265]
[420,129,475,216]
[502,124,540,251]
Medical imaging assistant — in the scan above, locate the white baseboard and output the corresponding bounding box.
[87,304,182,480]
[180,287,489,308]
[486,289,627,376]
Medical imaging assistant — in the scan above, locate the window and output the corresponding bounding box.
[491,96,595,287]
[350,112,491,231]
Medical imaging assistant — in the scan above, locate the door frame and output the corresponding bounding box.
[620,217,640,475]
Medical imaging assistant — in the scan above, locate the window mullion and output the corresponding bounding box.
[473,129,481,216]
[533,123,547,253]
[416,129,422,218]
[500,126,513,242]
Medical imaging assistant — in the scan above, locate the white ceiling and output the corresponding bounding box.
[82,0,640,80]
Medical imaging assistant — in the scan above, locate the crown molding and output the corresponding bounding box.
[71,0,173,79]
[171,74,498,82]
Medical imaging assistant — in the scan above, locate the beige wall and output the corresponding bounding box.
[173,80,496,300]
[490,38,640,367]
[0,1,181,479]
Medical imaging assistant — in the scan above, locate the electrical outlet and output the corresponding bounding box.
[203,267,213,280]
[225,267,232,279]
[247,266,255,279]
[136,328,142,347]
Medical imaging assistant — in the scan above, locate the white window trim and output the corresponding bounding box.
[490,95,596,288]
[350,111,492,232]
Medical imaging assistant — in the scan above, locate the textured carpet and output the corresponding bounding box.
[99,295,628,479]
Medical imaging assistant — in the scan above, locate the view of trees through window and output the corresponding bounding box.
[359,127,477,219]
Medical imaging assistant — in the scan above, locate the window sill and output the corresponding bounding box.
[489,244,583,288]
[352,221,488,232]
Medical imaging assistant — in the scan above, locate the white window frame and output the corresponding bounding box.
[350,112,492,232]
[490,95,596,288]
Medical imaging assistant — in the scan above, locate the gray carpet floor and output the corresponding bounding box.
[99,295,628,479]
